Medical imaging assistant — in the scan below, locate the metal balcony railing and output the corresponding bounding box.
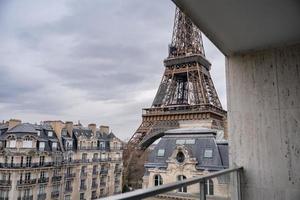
[64,173,76,179]
[81,172,88,177]
[37,193,46,200]
[0,180,11,187]
[51,176,62,182]
[100,166,243,200]
[17,179,37,186]
[17,195,33,200]
[51,191,59,198]
[38,177,49,183]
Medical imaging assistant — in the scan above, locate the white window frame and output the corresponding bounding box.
[39,142,45,151]
[157,149,165,157]
[9,140,16,148]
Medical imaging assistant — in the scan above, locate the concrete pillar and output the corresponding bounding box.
[227,44,300,200]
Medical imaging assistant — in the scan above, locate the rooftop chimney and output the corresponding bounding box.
[8,119,21,130]
[100,125,109,134]
[88,123,97,134]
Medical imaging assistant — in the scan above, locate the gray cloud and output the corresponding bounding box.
[0,0,225,140]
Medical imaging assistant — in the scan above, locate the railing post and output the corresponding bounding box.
[231,169,241,200]
[199,179,206,200]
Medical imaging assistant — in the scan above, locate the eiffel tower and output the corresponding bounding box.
[123,7,227,190]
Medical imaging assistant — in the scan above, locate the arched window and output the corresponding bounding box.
[154,175,163,186]
[7,136,16,148]
[176,151,185,163]
[23,136,33,148]
[205,179,214,195]
[177,175,187,192]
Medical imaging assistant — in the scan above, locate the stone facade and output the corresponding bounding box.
[143,128,230,199]
[0,119,123,200]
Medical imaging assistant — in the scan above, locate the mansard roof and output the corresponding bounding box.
[146,127,228,171]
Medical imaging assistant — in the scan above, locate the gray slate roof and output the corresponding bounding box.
[146,128,229,172]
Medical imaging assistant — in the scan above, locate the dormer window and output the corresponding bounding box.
[176,151,185,163]
[48,131,53,137]
[204,149,213,158]
[39,142,45,151]
[37,130,41,136]
[157,149,165,157]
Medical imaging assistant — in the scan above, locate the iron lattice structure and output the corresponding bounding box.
[123,7,226,189]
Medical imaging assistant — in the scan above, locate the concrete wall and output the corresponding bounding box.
[226,44,300,200]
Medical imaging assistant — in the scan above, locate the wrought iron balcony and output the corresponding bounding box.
[64,173,76,179]
[65,187,73,193]
[99,166,243,200]
[17,195,33,200]
[37,193,46,200]
[0,162,53,168]
[100,182,106,187]
[51,175,62,182]
[100,169,108,175]
[38,177,49,183]
[0,180,11,187]
[51,191,59,199]
[17,179,36,186]
[81,172,88,177]
[81,159,90,163]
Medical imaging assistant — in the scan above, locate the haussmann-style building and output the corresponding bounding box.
[0,119,123,200]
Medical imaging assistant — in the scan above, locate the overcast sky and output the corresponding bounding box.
[0,0,225,140]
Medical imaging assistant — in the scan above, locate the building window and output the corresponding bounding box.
[93,166,97,174]
[10,156,14,167]
[154,174,163,186]
[53,184,60,192]
[204,149,213,158]
[80,179,85,190]
[39,142,45,151]
[177,175,187,192]
[39,184,46,194]
[39,156,45,166]
[0,189,9,199]
[157,149,165,157]
[101,153,106,160]
[64,195,71,200]
[23,137,33,148]
[176,139,185,145]
[80,193,84,200]
[8,139,16,148]
[26,156,32,167]
[205,179,214,195]
[40,171,46,179]
[100,142,105,149]
[51,142,57,150]
[48,131,53,137]
[92,191,97,199]
[81,166,86,175]
[24,172,31,181]
[37,130,41,136]
[65,180,72,191]
[185,139,195,144]
[93,153,98,159]
[82,153,87,161]
[176,151,185,163]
